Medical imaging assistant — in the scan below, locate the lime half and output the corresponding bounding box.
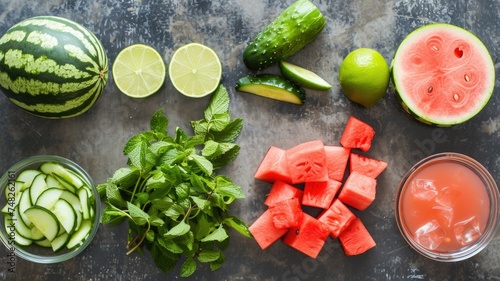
[279,61,332,91]
[168,43,222,98]
[112,44,166,98]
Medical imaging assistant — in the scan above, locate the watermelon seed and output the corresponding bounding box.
[428,86,433,93]
[431,45,439,51]
[453,93,460,101]
[464,74,470,82]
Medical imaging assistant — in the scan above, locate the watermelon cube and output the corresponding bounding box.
[349,153,388,178]
[254,146,292,183]
[324,145,351,181]
[317,199,356,238]
[338,218,376,256]
[282,213,330,258]
[249,209,288,250]
[338,171,377,211]
[340,116,375,152]
[302,179,342,209]
[269,198,303,229]
[264,180,303,207]
[285,140,329,184]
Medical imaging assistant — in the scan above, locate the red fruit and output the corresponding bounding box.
[338,218,376,256]
[249,209,288,250]
[282,213,330,258]
[269,198,304,229]
[302,179,342,209]
[264,180,303,207]
[349,153,388,178]
[285,140,328,184]
[324,146,350,181]
[317,199,356,238]
[340,116,375,152]
[254,146,292,183]
[338,171,377,211]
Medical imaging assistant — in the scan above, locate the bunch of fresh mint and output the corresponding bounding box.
[97,85,251,277]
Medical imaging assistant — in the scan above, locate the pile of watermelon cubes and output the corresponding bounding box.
[249,116,388,258]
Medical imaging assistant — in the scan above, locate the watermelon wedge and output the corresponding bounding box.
[269,198,303,229]
[285,140,328,184]
[338,218,376,256]
[324,146,351,181]
[317,199,356,238]
[392,23,495,126]
[249,209,288,250]
[349,153,388,178]
[340,116,375,152]
[338,171,377,211]
[264,180,303,207]
[254,146,292,183]
[302,179,342,209]
[282,213,330,259]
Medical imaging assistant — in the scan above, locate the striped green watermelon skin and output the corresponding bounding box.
[0,16,108,118]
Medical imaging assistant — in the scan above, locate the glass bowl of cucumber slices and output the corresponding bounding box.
[0,155,101,263]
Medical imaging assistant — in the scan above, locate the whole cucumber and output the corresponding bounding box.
[243,0,326,70]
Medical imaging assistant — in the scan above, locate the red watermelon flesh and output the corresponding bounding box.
[324,146,351,181]
[338,217,376,256]
[338,171,377,211]
[285,140,328,184]
[269,198,304,229]
[340,116,375,152]
[391,23,496,126]
[282,213,330,259]
[264,180,303,207]
[317,199,356,238]
[249,209,288,250]
[349,153,388,178]
[254,146,292,183]
[302,179,342,209]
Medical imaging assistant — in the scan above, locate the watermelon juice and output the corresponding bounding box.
[395,153,499,262]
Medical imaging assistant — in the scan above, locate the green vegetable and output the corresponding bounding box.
[235,74,306,105]
[242,0,326,70]
[0,16,108,118]
[98,85,251,277]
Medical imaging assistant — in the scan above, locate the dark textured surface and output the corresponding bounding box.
[0,0,499,280]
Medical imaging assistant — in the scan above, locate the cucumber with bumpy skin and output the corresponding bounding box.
[236,74,306,105]
[243,0,326,70]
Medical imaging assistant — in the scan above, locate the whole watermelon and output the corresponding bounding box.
[0,16,108,118]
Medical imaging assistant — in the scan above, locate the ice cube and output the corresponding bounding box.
[453,216,482,246]
[435,186,461,208]
[415,220,446,250]
[411,179,438,201]
[432,205,453,227]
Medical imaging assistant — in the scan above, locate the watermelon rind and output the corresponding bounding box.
[391,23,495,126]
[0,16,108,118]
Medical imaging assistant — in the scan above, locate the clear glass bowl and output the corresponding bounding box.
[0,155,101,263]
[395,152,499,262]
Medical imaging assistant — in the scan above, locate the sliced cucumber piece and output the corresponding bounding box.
[1,181,24,214]
[13,205,33,239]
[24,206,60,241]
[45,175,63,189]
[29,173,48,205]
[236,74,306,105]
[35,188,63,210]
[59,190,82,212]
[30,225,46,241]
[3,213,33,246]
[40,162,84,190]
[51,232,70,252]
[17,169,42,191]
[66,219,91,249]
[51,199,76,234]
[18,189,32,227]
[77,188,90,220]
[34,238,52,247]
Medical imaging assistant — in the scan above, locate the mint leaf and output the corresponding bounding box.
[223,216,253,238]
[215,176,245,200]
[127,202,150,226]
[180,257,197,277]
[198,249,221,263]
[204,85,229,121]
[150,109,168,133]
[190,154,213,176]
[164,220,190,238]
[210,118,243,143]
[201,224,228,242]
[105,181,127,208]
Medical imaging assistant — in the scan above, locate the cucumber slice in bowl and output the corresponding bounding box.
[24,206,60,242]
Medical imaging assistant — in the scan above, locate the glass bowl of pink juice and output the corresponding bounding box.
[395,152,499,262]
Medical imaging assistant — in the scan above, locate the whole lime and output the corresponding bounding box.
[338,48,390,108]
